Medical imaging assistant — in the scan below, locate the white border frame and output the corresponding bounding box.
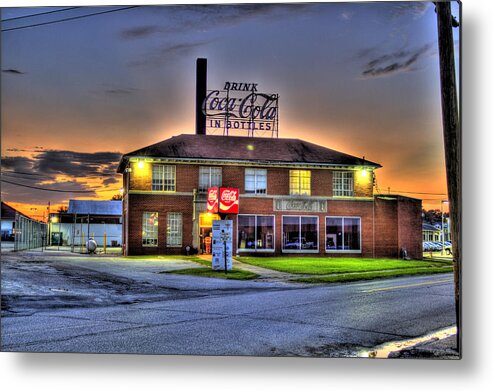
[281,215,319,253]
[236,214,276,253]
[324,215,362,254]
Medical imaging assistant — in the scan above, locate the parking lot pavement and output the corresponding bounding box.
[1,251,456,357]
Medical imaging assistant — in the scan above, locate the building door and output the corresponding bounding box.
[199,213,220,254]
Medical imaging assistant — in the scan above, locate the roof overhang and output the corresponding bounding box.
[117,155,382,173]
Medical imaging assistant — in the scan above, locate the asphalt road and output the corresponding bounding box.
[1,252,456,357]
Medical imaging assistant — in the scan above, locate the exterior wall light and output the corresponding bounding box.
[138,160,145,169]
[51,216,59,223]
[361,169,368,177]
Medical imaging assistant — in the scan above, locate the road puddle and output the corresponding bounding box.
[358,326,457,358]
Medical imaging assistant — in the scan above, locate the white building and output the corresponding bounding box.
[49,200,122,247]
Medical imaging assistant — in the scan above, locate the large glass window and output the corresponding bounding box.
[167,213,182,247]
[199,167,222,193]
[142,212,158,246]
[245,169,267,194]
[333,171,354,197]
[238,215,274,251]
[152,165,176,191]
[325,216,361,251]
[289,170,311,195]
[282,216,318,251]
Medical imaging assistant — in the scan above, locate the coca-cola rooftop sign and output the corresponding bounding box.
[202,82,279,137]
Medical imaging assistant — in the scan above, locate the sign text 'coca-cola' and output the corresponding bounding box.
[201,81,278,137]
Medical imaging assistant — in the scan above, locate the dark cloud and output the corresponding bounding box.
[129,40,212,67]
[389,2,430,19]
[123,3,313,40]
[102,177,119,185]
[2,68,26,75]
[120,25,161,39]
[33,150,122,178]
[105,87,138,95]
[2,150,122,180]
[1,151,121,204]
[1,156,33,171]
[360,44,432,79]
[6,146,44,152]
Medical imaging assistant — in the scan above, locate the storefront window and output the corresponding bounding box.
[282,216,318,251]
[238,215,274,251]
[325,216,361,251]
[142,212,158,246]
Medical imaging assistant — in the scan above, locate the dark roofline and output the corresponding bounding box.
[117,133,382,173]
[1,201,41,222]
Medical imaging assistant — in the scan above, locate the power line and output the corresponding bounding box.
[2,6,139,32]
[1,171,48,179]
[1,7,81,22]
[390,190,447,196]
[1,179,120,193]
[1,170,45,176]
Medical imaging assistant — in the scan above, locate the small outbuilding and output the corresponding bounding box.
[49,200,122,247]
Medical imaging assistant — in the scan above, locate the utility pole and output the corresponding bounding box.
[435,1,461,355]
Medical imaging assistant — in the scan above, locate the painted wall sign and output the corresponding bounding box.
[273,198,327,213]
[202,82,279,137]
[219,188,239,214]
[206,187,219,213]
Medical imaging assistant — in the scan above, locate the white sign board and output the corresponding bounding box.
[212,220,233,271]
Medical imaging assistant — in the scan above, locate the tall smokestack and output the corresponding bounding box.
[195,58,207,135]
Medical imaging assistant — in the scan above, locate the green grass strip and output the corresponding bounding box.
[161,267,258,280]
[237,256,453,275]
[291,266,453,284]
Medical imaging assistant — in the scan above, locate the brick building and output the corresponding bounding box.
[117,133,422,259]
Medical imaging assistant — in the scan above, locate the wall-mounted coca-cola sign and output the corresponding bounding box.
[207,187,240,214]
[219,188,239,214]
[202,82,279,138]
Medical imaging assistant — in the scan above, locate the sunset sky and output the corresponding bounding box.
[1,1,460,219]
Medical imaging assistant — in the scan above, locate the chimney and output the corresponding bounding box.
[195,58,207,135]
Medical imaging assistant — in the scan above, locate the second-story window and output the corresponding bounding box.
[245,168,267,194]
[333,171,354,196]
[199,167,222,193]
[152,165,176,191]
[289,170,311,196]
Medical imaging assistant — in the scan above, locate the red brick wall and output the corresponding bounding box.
[123,163,421,258]
[126,194,194,255]
[397,197,423,259]
[373,196,423,259]
[374,198,399,258]
[127,162,373,198]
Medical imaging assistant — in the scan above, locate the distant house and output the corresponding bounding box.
[1,202,47,250]
[422,222,441,242]
[1,202,19,241]
[49,200,122,247]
